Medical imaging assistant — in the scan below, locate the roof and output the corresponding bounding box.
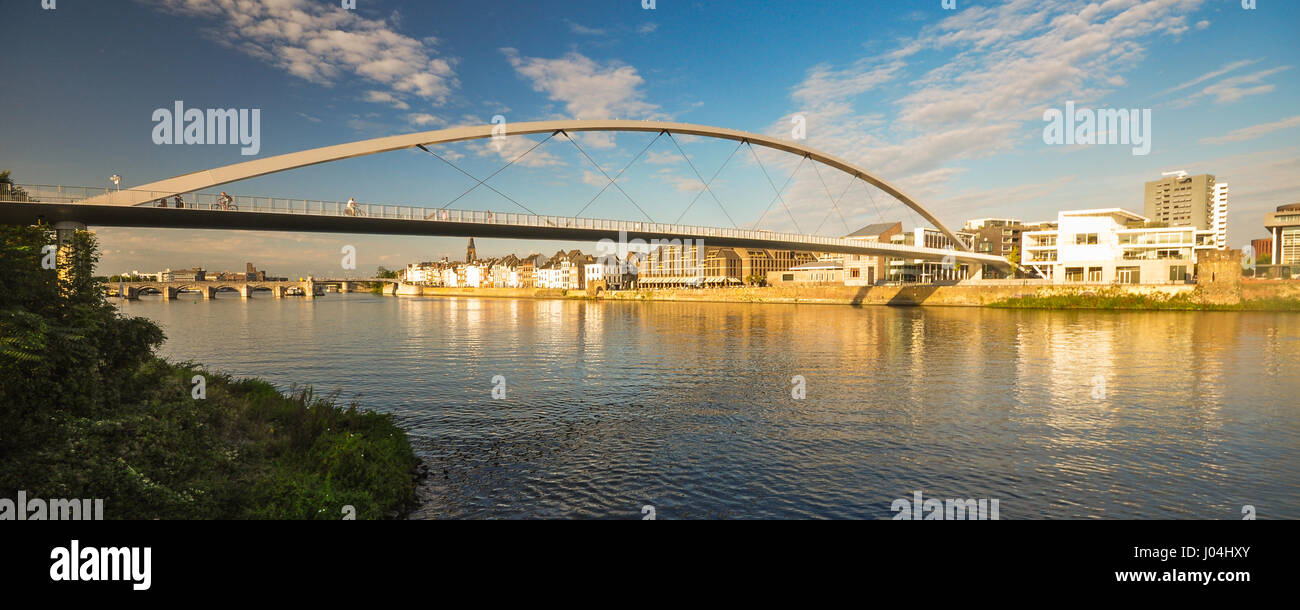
[844,222,901,238]
[1059,208,1147,222]
[789,261,843,270]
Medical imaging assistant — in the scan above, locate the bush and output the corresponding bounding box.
[0,224,419,519]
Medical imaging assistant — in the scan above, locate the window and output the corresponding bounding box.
[1087,267,1102,282]
[1065,267,1084,282]
[1169,266,1188,282]
[782,274,794,282]
[1075,233,1099,245]
[1116,266,1140,284]
[850,269,861,278]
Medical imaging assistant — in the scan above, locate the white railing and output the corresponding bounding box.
[1,183,1005,263]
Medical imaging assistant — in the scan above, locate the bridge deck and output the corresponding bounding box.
[0,189,1007,267]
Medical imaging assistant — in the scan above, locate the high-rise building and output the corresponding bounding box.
[1143,172,1219,234]
[1212,182,1229,250]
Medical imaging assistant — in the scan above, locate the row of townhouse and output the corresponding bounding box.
[401,248,639,290]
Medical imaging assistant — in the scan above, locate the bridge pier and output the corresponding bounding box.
[122,286,139,300]
[340,281,352,293]
[164,286,180,299]
[240,284,252,298]
[201,286,216,299]
[53,221,85,281]
[396,282,422,296]
[303,277,316,299]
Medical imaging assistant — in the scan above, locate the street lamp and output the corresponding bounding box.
[109,174,121,191]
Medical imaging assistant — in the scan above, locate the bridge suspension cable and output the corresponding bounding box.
[572,130,664,218]
[667,132,740,229]
[810,161,853,236]
[414,144,542,216]
[427,132,556,211]
[560,129,656,223]
[749,142,804,234]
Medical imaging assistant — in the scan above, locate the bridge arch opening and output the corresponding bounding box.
[84,120,972,251]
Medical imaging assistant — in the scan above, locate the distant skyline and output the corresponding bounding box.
[3,0,1298,276]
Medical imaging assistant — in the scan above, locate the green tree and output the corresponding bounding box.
[0,170,31,201]
[375,266,398,279]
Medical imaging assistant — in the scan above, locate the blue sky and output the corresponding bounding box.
[2,0,1298,276]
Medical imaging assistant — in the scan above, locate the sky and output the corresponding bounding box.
[2,0,1298,277]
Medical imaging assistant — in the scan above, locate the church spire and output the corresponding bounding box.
[467,237,477,262]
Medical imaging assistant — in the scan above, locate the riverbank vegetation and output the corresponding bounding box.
[0,223,419,519]
[989,289,1300,311]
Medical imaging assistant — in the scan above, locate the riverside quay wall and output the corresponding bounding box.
[601,283,1198,307]
[411,281,1298,308]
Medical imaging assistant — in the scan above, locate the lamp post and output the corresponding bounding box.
[109,174,121,192]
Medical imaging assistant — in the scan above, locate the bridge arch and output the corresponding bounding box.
[84,120,971,251]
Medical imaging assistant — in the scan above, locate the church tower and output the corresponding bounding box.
[466,238,477,262]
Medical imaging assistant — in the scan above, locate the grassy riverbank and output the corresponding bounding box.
[0,225,419,519]
[989,290,1300,311]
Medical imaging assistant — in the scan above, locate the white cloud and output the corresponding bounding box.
[1158,58,1260,97]
[365,91,410,110]
[566,20,606,36]
[144,0,458,105]
[757,0,1218,232]
[469,135,561,168]
[501,48,665,122]
[1199,115,1300,145]
[637,22,658,35]
[407,113,444,128]
[1196,66,1291,104]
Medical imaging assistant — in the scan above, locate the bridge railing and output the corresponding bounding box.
[2,184,999,263]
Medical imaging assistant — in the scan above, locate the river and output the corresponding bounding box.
[118,292,1300,519]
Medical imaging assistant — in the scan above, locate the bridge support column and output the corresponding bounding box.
[303,277,316,299]
[340,281,352,293]
[165,286,180,300]
[201,286,216,299]
[240,284,252,298]
[53,221,86,282]
[123,286,139,300]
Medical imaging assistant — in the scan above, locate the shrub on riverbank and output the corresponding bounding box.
[0,224,419,519]
[989,288,1300,311]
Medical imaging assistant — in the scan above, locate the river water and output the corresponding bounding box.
[119,292,1300,519]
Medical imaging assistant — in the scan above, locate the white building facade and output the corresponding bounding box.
[1212,182,1229,250]
[1021,208,1215,284]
